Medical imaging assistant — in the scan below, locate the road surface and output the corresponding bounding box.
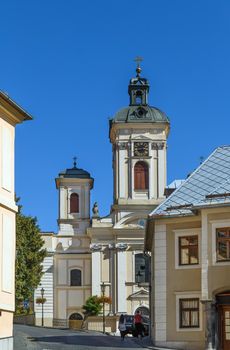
[14,324,145,350]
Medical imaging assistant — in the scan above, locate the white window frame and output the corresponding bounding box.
[175,292,202,332]
[68,188,81,218]
[211,219,230,266]
[174,228,201,269]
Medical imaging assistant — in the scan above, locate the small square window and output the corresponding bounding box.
[216,227,230,262]
[179,298,199,328]
[179,235,199,265]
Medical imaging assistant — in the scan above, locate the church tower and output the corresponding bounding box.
[89,63,171,318]
[35,160,94,327]
[56,158,94,237]
[109,62,170,222]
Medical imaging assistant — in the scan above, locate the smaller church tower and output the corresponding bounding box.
[55,158,94,237]
[35,159,94,327]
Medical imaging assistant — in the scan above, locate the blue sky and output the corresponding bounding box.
[1,0,230,232]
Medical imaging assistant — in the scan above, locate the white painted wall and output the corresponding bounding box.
[1,126,12,192]
[119,148,126,198]
[34,256,54,323]
[92,251,101,295]
[117,250,127,313]
[2,214,14,293]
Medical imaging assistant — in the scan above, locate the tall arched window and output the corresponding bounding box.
[134,161,149,190]
[70,193,79,213]
[135,253,150,283]
[70,269,81,286]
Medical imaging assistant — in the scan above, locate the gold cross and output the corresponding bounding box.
[134,56,143,67]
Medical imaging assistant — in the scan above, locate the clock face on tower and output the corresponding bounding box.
[134,142,149,157]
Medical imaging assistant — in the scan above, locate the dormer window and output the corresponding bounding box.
[70,193,79,213]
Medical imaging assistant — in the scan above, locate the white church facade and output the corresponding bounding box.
[35,64,170,327]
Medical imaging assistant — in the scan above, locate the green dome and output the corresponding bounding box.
[59,167,92,179]
[111,105,169,124]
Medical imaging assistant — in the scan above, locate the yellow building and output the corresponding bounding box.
[145,146,230,350]
[0,92,32,349]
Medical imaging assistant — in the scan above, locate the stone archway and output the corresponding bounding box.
[69,313,83,320]
[69,313,83,329]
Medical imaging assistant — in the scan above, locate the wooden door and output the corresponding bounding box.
[220,306,230,350]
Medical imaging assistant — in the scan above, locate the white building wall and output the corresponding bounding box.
[158,148,166,198]
[119,148,126,198]
[2,214,14,294]
[59,187,66,219]
[117,250,127,313]
[34,255,54,326]
[149,148,154,199]
[1,126,12,192]
[92,251,101,296]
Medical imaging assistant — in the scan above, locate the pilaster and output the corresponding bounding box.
[91,245,102,296]
[154,224,167,342]
[201,211,209,300]
[116,247,127,313]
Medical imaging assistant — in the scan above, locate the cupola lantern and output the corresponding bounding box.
[128,57,149,106]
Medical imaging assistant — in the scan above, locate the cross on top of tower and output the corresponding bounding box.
[134,56,143,77]
[73,156,77,168]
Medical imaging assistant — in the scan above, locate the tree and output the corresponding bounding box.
[81,295,112,328]
[82,295,103,317]
[15,199,47,314]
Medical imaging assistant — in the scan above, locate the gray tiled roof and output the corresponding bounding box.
[150,146,230,218]
[111,105,169,123]
[59,167,92,179]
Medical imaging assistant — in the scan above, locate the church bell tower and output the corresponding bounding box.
[55,158,94,236]
[109,61,170,221]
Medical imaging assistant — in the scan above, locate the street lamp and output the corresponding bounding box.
[100,282,111,334]
[41,287,44,327]
[101,282,106,334]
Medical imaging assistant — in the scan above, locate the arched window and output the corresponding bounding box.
[134,162,149,190]
[70,193,79,213]
[70,269,81,286]
[69,313,83,320]
[135,90,143,105]
[135,253,150,284]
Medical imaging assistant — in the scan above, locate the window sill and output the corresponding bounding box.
[177,327,202,332]
[134,189,149,192]
[213,260,230,266]
[175,264,201,270]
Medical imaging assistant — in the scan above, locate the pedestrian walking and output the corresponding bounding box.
[134,310,143,339]
[118,314,126,340]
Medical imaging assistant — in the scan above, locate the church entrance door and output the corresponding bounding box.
[219,305,230,350]
[69,313,83,330]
